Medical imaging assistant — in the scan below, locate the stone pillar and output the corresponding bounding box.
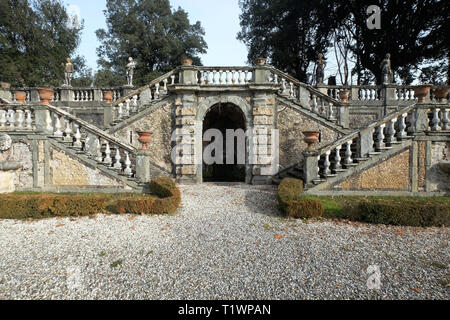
[383,84,397,115]
[175,94,197,183]
[350,86,359,101]
[358,127,375,158]
[136,151,151,183]
[30,89,40,103]
[179,66,198,85]
[122,87,133,97]
[337,103,350,129]
[103,103,114,129]
[60,88,73,102]
[34,105,53,134]
[251,91,278,185]
[93,89,103,102]
[303,152,319,185]
[413,106,430,135]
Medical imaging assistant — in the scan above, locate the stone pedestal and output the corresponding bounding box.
[0,171,14,193]
[136,152,151,183]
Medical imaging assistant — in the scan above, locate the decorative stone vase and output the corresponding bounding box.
[181,57,193,66]
[38,88,54,105]
[433,87,450,102]
[254,58,266,66]
[413,84,432,103]
[136,131,152,151]
[302,131,320,152]
[339,89,350,103]
[14,91,26,104]
[103,91,113,104]
[0,82,11,89]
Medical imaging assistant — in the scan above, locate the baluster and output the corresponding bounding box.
[441,108,449,131]
[245,70,249,84]
[398,113,408,138]
[206,71,211,84]
[323,151,332,176]
[316,156,321,179]
[375,125,386,150]
[238,71,243,84]
[25,110,32,129]
[16,110,24,129]
[328,102,335,120]
[103,141,112,165]
[64,119,72,142]
[8,109,15,128]
[125,99,131,116]
[225,70,230,84]
[281,79,286,94]
[194,71,199,84]
[73,124,82,148]
[132,95,138,112]
[334,145,342,170]
[124,151,132,176]
[171,75,175,85]
[0,110,7,127]
[117,103,124,119]
[321,99,326,117]
[113,146,122,170]
[387,118,397,144]
[431,107,441,131]
[154,83,160,99]
[95,139,103,163]
[53,114,63,137]
[45,110,53,132]
[212,70,217,84]
[312,95,318,113]
[163,78,168,93]
[344,140,353,165]
[219,70,224,84]
[231,71,237,84]
[289,82,294,98]
[273,74,278,84]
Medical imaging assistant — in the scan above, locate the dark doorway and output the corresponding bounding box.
[202,103,246,182]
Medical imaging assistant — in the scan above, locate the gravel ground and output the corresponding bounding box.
[0,184,448,300]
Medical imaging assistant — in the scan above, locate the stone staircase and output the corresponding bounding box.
[107,70,178,132]
[0,103,144,190]
[273,102,450,190]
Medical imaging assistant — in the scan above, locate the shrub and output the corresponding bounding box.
[277,178,323,218]
[114,177,181,215]
[358,199,450,227]
[0,194,107,219]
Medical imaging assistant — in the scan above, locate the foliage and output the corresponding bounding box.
[0,0,89,87]
[96,0,208,87]
[277,178,324,219]
[93,69,123,87]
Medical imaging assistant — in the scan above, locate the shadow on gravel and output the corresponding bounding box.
[243,185,280,217]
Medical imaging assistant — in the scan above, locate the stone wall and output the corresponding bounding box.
[0,141,33,190]
[112,102,174,179]
[427,141,450,192]
[276,104,342,168]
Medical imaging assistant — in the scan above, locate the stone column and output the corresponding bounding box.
[103,103,114,129]
[93,89,103,102]
[30,89,40,103]
[303,151,319,186]
[337,103,350,129]
[60,88,73,102]
[34,105,53,134]
[135,151,151,183]
[383,84,397,115]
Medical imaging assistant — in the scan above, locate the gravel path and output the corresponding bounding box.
[0,184,448,300]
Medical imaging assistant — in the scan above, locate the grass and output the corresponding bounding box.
[301,195,450,220]
[110,260,123,268]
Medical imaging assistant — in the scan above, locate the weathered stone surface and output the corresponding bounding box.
[181,165,196,175]
[277,105,341,168]
[0,171,14,193]
[113,105,174,178]
[253,107,274,116]
[49,147,126,187]
[427,142,450,192]
[349,113,378,129]
[337,150,411,190]
[0,142,33,189]
[176,107,196,116]
[418,141,426,189]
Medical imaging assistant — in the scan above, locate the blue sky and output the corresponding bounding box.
[63,0,249,71]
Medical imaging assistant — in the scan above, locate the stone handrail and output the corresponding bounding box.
[193,66,255,85]
[113,69,179,106]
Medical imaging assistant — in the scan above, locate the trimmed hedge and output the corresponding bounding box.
[0,194,107,219]
[277,178,324,219]
[113,177,181,215]
[358,199,450,227]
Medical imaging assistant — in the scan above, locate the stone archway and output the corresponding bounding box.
[202,103,246,182]
[195,95,253,183]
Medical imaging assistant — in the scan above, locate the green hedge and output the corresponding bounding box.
[358,199,450,227]
[0,178,182,219]
[277,178,324,218]
[0,194,107,219]
[113,177,181,215]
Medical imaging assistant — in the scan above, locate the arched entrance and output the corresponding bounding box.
[202,103,247,182]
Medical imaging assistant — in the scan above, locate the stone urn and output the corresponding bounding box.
[302,131,320,152]
[433,87,450,102]
[181,57,193,66]
[339,89,350,103]
[136,131,152,151]
[255,58,266,66]
[38,88,54,105]
[1,82,11,89]
[14,90,26,104]
[103,91,113,104]
[413,84,432,103]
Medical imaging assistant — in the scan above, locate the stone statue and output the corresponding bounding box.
[380,53,393,84]
[63,58,74,87]
[315,53,326,85]
[126,57,137,87]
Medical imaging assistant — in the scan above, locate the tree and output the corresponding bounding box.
[237,0,337,82]
[335,0,450,84]
[0,0,87,87]
[96,0,208,87]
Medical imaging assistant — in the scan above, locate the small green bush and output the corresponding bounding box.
[358,199,450,227]
[277,178,323,218]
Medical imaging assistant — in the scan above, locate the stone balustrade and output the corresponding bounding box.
[194,67,254,85]
[0,105,35,131]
